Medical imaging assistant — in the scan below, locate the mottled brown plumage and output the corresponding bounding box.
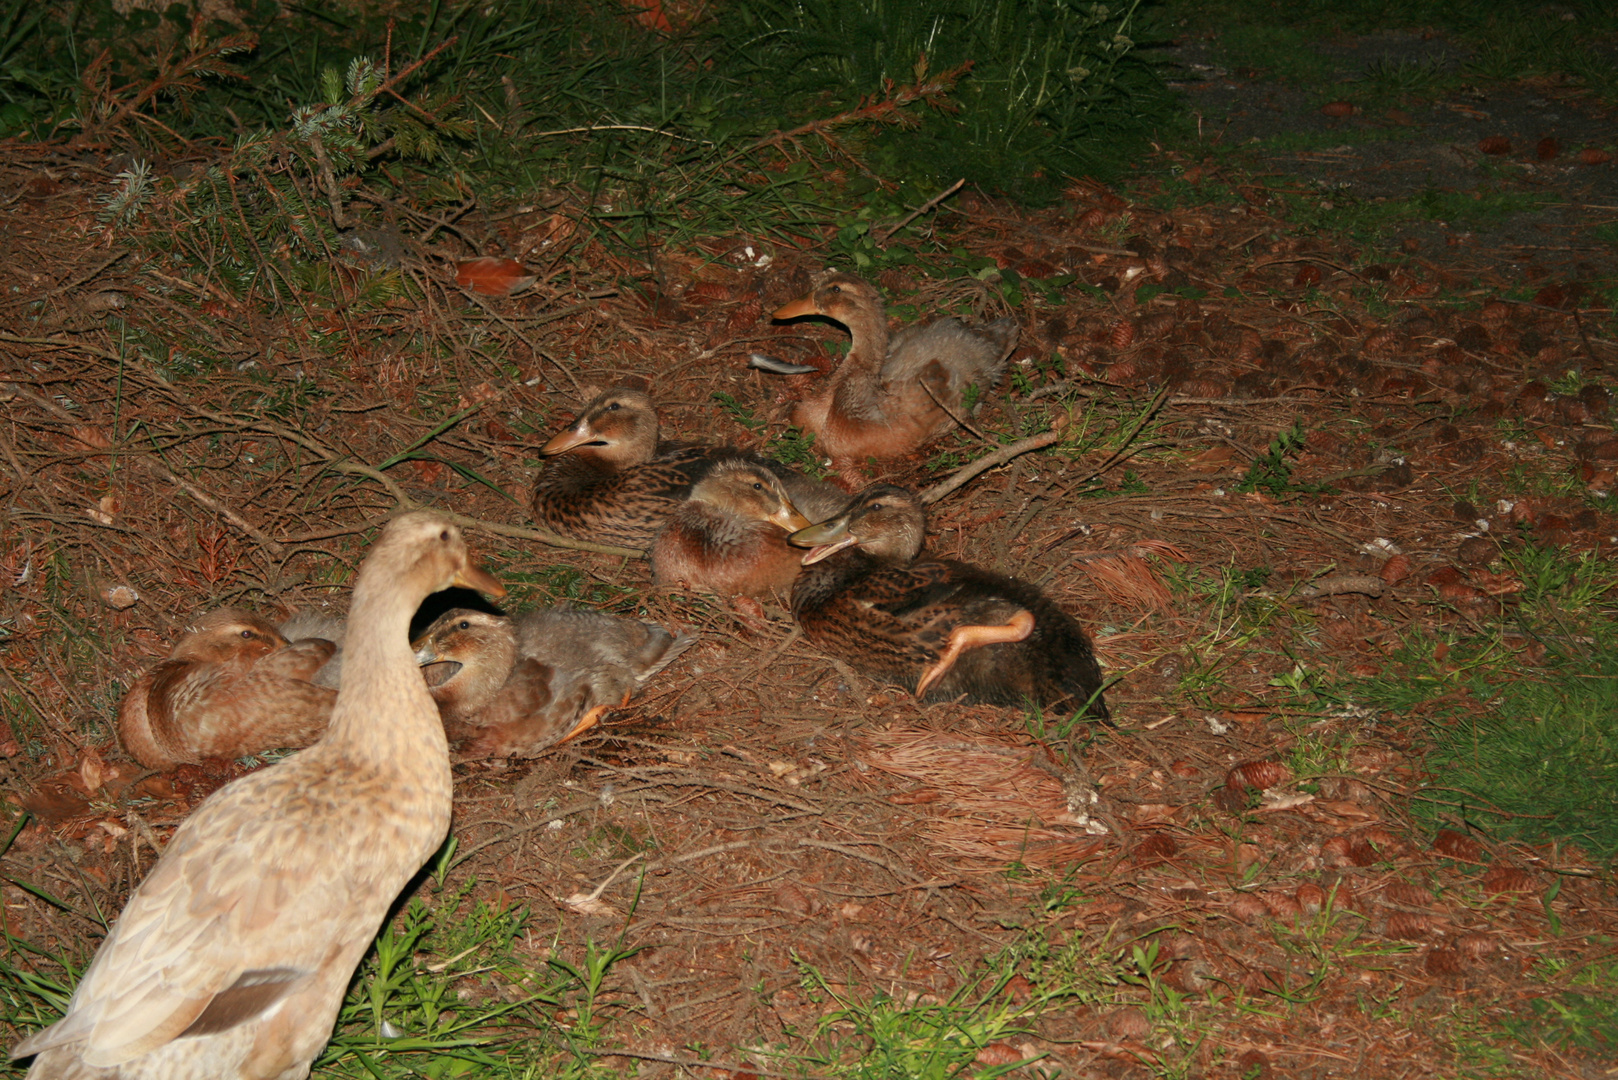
[789,486,1108,716]
[650,460,813,598]
[531,389,846,550]
[767,272,1018,467]
[13,512,503,1079]
[117,610,337,770]
[414,607,694,758]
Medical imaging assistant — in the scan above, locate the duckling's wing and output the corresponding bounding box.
[516,610,692,702]
[16,774,362,1066]
[628,626,697,689]
[253,638,337,682]
[865,562,971,620]
[884,318,1018,393]
[278,613,346,689]
[760,463,850,523]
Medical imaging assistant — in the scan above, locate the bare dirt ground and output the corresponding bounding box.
[1,112,1616,1079]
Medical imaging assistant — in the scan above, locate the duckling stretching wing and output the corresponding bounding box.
[414,607,695,758]
[789,486,1108,716]
[14,513,504,1078]
[765,272,1017,467]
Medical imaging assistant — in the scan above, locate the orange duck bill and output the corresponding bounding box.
[540,424,602,456]
[452,562,505,598]
[771,294,821,320]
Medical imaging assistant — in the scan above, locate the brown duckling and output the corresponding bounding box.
[117,608,338,770]
[788,486,1108,716]
[651,460,814,598]
[13,512,503,1078]
[532,388,846,550]
[757,271,1018,469]
[414,607,695,758]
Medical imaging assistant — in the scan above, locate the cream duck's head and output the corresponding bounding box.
[540,389,661,469]
[788,484,925,565]
[360,512,504,606]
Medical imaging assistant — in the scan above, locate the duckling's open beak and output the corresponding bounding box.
[788,517,859,565]
[453,563,506,599]
[769,498,814,534]
[771,295,820,321]
[540,424,598,456]
[419,660,463,688]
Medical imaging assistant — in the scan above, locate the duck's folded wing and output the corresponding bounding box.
[12,785,360,1067]
[253,639,338,681]
[866,564,968,620]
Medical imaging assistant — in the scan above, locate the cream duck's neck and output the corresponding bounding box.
[323,576,447,762]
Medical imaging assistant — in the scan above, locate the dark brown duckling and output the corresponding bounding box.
[532,388,846,550]
[759,271,1018,469]
[117,608,338,770]
[413,608,695,758]
[788,486,1108,716]
[651,460,814,598]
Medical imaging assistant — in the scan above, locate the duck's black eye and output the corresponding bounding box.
[752,482,764,490]
[606,402,621,411]
[458,620,471,630]
[867,502,884,511]
[828,284,842,294]
[439,530,450,542]
[240,629,254,640]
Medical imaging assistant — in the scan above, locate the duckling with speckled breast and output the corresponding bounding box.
[788,485,1108,716]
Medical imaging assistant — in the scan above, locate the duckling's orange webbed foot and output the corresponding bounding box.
[556,689,631,745]
[915,610,1036,698]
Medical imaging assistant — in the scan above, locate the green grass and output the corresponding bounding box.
[1504,950,1618,1056]
[1351,544,1618,864]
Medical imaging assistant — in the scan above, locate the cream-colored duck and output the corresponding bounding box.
[650,460,813,598]
[12,512,503,1078]
[757,271,1018,470]
[413,607,694,758]
[117,609,337,770]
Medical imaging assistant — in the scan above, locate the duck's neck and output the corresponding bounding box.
[829,304,891,406]
[323,578,447,767]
